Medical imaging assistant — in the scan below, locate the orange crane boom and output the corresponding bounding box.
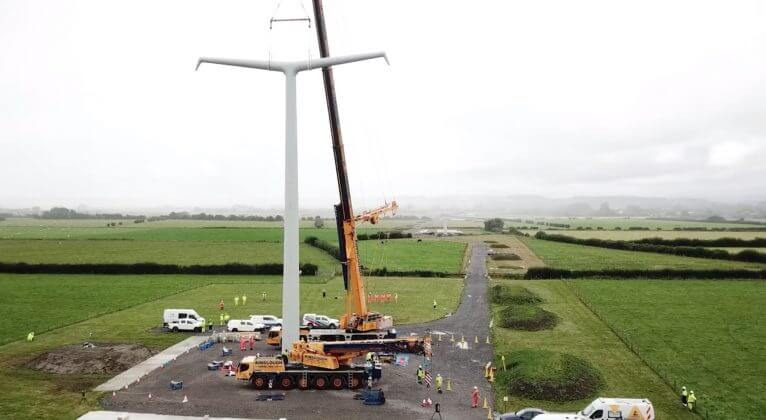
[313,0,398,334]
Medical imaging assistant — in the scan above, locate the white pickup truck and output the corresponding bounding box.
[249,315,282,328]
[167,318,205,332]
[302,313,339,329]
[227,319,265,332]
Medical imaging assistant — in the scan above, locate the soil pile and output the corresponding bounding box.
[496,350,603,401]
[26,342,154,374]
[498,304,558,331]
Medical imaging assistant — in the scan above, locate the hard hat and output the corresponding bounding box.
[682,386,686,390]
[690,390,695,394]
[473,386,478,389]
[418,365,422,368]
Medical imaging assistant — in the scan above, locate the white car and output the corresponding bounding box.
[227,319,265,332]
[302,313,339,329]
[249,315,282,328]
[168,318,204,332]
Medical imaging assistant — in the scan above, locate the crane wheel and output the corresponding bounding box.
[251,374,269,390]
[312,375,329,390]
[278,374,295,390]
[349,374,363,389]
[330,375,345,390]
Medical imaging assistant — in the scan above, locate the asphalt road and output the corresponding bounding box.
[102,242,494,419]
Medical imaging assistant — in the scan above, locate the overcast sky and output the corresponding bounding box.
[1,0,765,211]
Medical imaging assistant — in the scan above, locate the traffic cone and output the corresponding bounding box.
[483,396,488,409]
[501,355,506,371]
[450,334,455,342]
[461,335,465,343]
[486,336,490,344]
[148,393,152,400]
[487,406,493,419]
[112,391,116,397]
[474,336,479,344]
[438,334,442,342]
[182,395,188,403]
[489,368,495,383]
[446,378,452,391]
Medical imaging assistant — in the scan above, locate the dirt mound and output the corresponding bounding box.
[498,304,558,331]
[496,350,603,401]
[490,285,544,305]
[26,342,154,374]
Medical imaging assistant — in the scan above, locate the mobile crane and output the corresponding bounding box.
[237,336,430,390]
[314,0,399,337]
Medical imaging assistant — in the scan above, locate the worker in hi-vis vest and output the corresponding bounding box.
[219,313,224,326]
[242,294,247,305]
[687,390,696,411]
[680,386,688,405]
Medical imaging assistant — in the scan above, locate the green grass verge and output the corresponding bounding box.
[572,279,765,419]
[0,274,463,419]
[490,279,695,419]
[522,237,765,270]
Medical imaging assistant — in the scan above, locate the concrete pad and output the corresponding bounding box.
[95,336,209,392]
[78,411,277,420]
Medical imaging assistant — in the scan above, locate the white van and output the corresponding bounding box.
[536,398,654,420]
[578,398,654,420]
[163,309,205,328]
[227,319,265,332]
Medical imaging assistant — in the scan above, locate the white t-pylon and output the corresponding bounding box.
[196,52,388,352]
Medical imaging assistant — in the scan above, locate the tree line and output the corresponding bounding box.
[0,262,318,276]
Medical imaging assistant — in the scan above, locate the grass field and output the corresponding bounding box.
[0,240,339,269]
[521,237,766,270]
[0,274,463,419]
[508,217,765,230]
[490,279,695,419]
[358,239,466,273]
[572,279,766,419]
[0,238,466,275]
[0,225,350,242]
[526,229,766,241]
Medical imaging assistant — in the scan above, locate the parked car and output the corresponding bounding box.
[496,408,546,420]
[302,313,339,329]
[249,315,282,328]
[227,319,265,332]
[163,309,205,328]
[168,318,204,332]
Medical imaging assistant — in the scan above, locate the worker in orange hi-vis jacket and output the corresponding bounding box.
[218,299,225,311]
[471,386,479,408]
